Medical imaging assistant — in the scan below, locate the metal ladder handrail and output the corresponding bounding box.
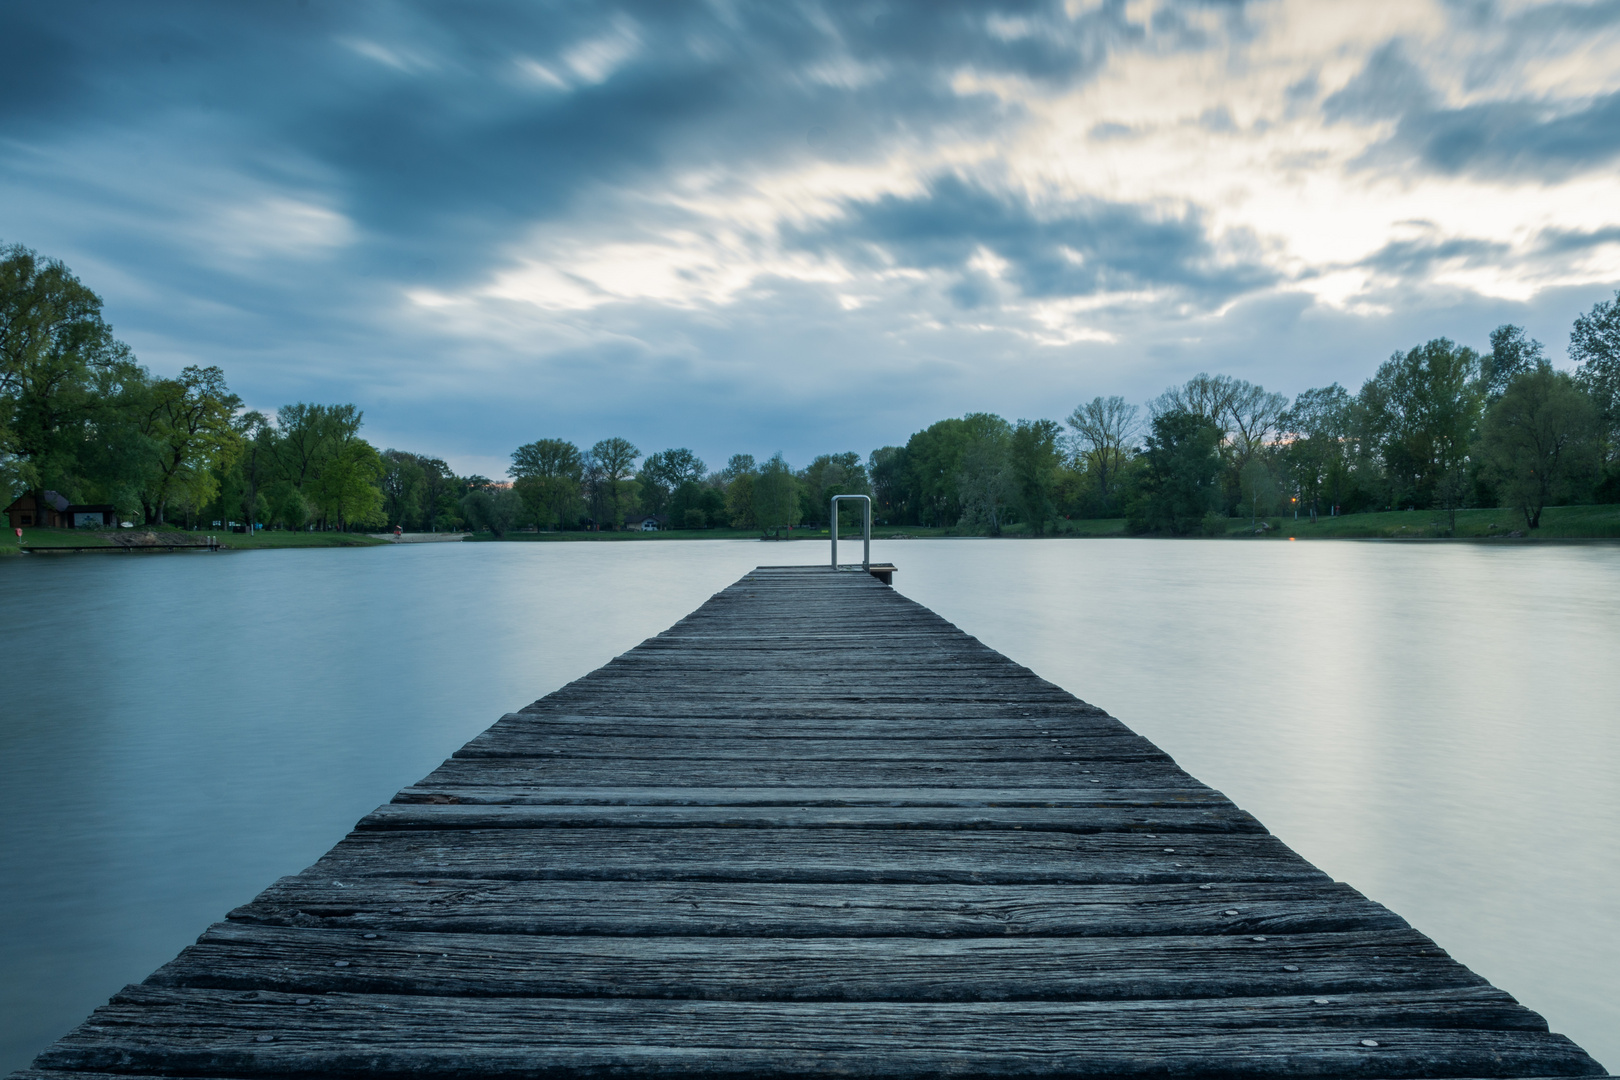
[829,494,871,570]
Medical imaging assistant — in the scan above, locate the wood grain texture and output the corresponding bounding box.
[31,988,1604,1079]
[13,565,1607,1080]
[303,825,1327,884]
[226,879,1410,938]
[451,732,1171,760]
[410,759,1212,790]
[362,802,1267,837]
[147,923,1485,1002]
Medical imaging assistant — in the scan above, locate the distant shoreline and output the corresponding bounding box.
[367,532,472,544]
[5,504,1617,557]
[462,503,1620,543]
[1,529,389,556]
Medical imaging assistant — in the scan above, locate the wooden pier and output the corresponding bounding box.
[12,566,1606,1079]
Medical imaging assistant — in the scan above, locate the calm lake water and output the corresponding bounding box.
[1,538,1616,1072]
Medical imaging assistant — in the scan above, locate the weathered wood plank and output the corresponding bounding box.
[226,879,1411,938]
[13,1073,1601,1080]
[306,827,1326,885]
[561,676,1066,692]
[383,783,1228,807]
[555,686,1073,699]
[147,923,1484,1002]
[515,700,1119,720]
[34,987,1604,1079]
[453,732,1167,759]
[486,712,1132,739]
[411,760,1209,789]
[363,802,1263,836]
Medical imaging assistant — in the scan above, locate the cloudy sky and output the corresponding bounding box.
[4,0,1620,476]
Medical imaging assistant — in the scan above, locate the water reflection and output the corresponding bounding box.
[0,539,1615,1071]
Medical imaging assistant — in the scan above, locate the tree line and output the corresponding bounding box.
[1075,316,1620,535]
[491,307,1620,537]
[6,242,1619,536]
[3,245,403,531]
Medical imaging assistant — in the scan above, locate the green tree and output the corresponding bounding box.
[637,448,706,517]
[265,403,372,531]
[752,452,801,537]
[1358,338,1482,517]
[381,449,427,528]
[208,455,247,530]
[308,436,385,530]
[1128,410,1223,535]
[724,464,757,529]
[1570,290,1620,484]
[585,437,639,529]
[1239,457,1278,525]
[1153,373,1287,511]
[1065,396,1139,515]
[1009,418,1063,534]
[60,362,156,521]
[135,365,243,524]
[1281,384,1354,520]
[509,438,584,528]
[461,489,493,532]
[719,453,756,483]
[234,411,273,532]
[1224,381,1290,486]
[867,445,909,523]
[954,418,1014,535]
[800,452,869,527]
[905,413,1009,526]
[258,402,384,530]
[414,457,458,530]
[0,244,139,506]
[1481,324,1545,402]
[670,479,725,529]
[461,486,523,535]
[1151,372,1242,426]
[267,483,310,530]
[1480,363,1599,528]
[272,403,364,493]
[724,474,755,528]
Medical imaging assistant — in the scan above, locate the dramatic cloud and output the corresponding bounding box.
[792,174,1276,309]
[1326,39,1620,179]
[3,0,1620,473]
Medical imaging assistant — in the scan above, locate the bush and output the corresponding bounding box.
[1200,510,1229,537]
[683,508,707,529]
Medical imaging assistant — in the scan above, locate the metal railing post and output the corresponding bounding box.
[830,502,837,569]
[829,495,871,571]
[864,498,871,569]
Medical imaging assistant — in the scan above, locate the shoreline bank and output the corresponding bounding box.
[5,503,1618,556]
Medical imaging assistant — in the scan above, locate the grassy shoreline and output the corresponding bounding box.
[1198,503,1620,540]
[488,504,1620,541]
[1,528,388,555]
[218,532,390,550]
[6,504,1617,556]
[466,525,953,543]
